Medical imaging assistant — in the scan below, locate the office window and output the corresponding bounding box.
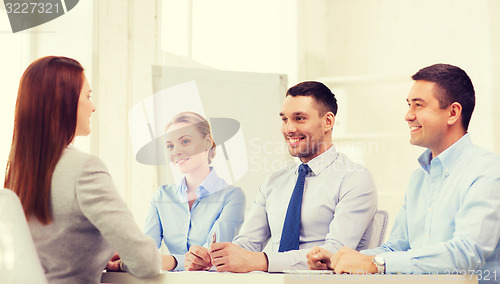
[161,0,297,80]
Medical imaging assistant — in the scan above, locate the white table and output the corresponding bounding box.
[101,271,479,284]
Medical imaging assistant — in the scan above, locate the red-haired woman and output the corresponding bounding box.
[4,56,160,283]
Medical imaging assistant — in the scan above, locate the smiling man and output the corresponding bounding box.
[307,64,500,284]
[183,81,377,272]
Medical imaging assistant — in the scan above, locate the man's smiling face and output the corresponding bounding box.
[405,80,452,156]
[280,95,332,163]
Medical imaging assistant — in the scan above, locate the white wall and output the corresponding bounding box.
[161,0,298,83]
[0,25,28,187]
[490,0,500,154]
[298,0,500,233]
[30,0,94,153]
[91,0,162,226]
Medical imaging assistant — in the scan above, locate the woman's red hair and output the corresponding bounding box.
[4,56,84,225]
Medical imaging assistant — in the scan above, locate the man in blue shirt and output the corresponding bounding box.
[307,64,500,283]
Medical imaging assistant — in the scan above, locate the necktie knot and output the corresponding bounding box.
[298,164,310,175]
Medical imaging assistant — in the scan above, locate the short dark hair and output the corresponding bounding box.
[286,81,338,115]
[412,63,475,130]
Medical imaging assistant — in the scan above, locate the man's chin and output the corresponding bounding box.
[288,148,306,159]
[409,138,423,147]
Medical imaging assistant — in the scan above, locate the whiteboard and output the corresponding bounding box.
[149,66,290,204]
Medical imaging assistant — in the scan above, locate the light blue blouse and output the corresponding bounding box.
[144,168,245,270]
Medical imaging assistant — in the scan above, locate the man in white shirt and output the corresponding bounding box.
[185,81,378,272]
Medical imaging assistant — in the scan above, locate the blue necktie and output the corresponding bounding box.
[278,163,310,252]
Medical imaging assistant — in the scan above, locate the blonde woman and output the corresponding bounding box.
[144,112,245,270]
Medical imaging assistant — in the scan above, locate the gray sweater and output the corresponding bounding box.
[28,145,161,283]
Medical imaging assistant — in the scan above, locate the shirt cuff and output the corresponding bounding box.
[120,261,128,272]
[360,247,387,256]
[382,251,412,274]
[265,250,308,272]
[172,254,186,271]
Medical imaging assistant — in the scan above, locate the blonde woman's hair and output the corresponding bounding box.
[165,112,216,163]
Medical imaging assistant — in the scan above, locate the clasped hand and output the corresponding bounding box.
[184,243,267,272]
[307,246,377,274]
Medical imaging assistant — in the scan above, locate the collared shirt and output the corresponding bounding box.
[144,168,245,270]
[233,145,378,272]
[362,134,500,283]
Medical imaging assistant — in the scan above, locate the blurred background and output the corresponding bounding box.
[1,0,499,238]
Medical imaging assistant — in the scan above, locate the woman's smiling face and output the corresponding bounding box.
[165,122,211,174]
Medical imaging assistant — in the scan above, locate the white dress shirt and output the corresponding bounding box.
[233,145,378,272]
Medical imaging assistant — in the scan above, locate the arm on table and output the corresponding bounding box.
[273,168,378,272]
[209,185,271,272]
[202,187,246,247]
[183,188,247,271]
[143,190,163,249]
[379,175,500,274]
[232,186,271,253]
[209,242,268,272]
[77,156,161,278]
[319,185,410,274]
[320,168,378,254]
[361,197,411,256]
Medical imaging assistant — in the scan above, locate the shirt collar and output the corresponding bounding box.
[418,133,472,174]
[295,145,338,176]
[176,167,223,199]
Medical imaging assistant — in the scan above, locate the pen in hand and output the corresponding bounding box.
[206,232,217,269]
[211,231,216,245]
